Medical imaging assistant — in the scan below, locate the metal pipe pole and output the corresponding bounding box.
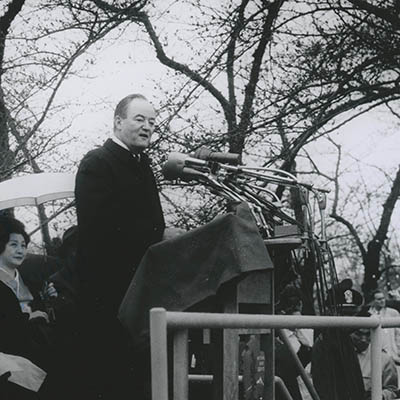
[165,311,380,330]
[275,376,294,400]
[173,329,189,400]
[278,329,320,400]
[150,308,169,400]
[381,317,400,328]
[370,322,383,400]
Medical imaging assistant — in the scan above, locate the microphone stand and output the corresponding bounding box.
[162,153,331,243]
[162,152,341,316]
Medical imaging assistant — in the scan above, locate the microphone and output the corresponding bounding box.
[193,146,241,165]
[162,152,207,181]
[165,152,208,168]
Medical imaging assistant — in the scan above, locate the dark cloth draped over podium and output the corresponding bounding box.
[118,202,273,348]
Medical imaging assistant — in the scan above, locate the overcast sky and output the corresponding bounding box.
[7,1,400,259]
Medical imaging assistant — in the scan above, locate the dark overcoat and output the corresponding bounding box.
[69,139,165,398]
[0,281,52,371]
[75,138,165,315]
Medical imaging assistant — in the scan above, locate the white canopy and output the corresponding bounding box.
[0,173,75,210]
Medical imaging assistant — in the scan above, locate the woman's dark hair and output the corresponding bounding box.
[0,216,30,254]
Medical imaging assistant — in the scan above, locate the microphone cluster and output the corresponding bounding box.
[162,148,340,318]
[162,147,329,240]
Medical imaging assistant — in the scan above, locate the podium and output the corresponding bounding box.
[208,237,301,400]
[118,205,301,400]
[212,269,274,400]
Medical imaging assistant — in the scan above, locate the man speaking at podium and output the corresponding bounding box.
[73,94,166,399]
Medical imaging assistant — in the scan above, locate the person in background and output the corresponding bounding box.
[387,289,400,313]
[311,280,366,400]
[275,285,313,400]
[350,325,399,400]
[0,216,56,398]
[368,289,400,365]
[48,225,79,311]
[0,216,57,334]
[0,217,56,320]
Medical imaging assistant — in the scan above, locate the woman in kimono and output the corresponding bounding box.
[0,216,56,399]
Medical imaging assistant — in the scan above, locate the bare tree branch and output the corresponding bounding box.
[347,0,400,29]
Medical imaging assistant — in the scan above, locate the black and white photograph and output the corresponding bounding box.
[0,1,399,399]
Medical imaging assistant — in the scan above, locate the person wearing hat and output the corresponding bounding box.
[311,279,366,400]
[325,278,364,315]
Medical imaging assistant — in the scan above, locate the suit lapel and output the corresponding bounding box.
[103,138,150,169]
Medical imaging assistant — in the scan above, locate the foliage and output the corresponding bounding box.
[0,0,149,250]
[1,0,399,292]
[115,0,400,293]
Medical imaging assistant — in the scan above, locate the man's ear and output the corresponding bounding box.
[114,115,122,130]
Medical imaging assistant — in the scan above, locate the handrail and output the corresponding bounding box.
[275,376,294,400]
[150,308,397,400]
[165,311,381,329]
[278,329,319,400]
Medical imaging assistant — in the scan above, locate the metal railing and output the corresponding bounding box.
[150,308,400,400]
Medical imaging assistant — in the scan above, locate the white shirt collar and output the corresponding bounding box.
[112,135,130,151]
[112,136,141,160]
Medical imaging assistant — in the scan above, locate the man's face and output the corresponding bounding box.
[351,328,371,353]
[373,292,386,310]
[114,98,156,153]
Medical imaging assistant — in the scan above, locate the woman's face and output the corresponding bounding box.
[0,233,27,269]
